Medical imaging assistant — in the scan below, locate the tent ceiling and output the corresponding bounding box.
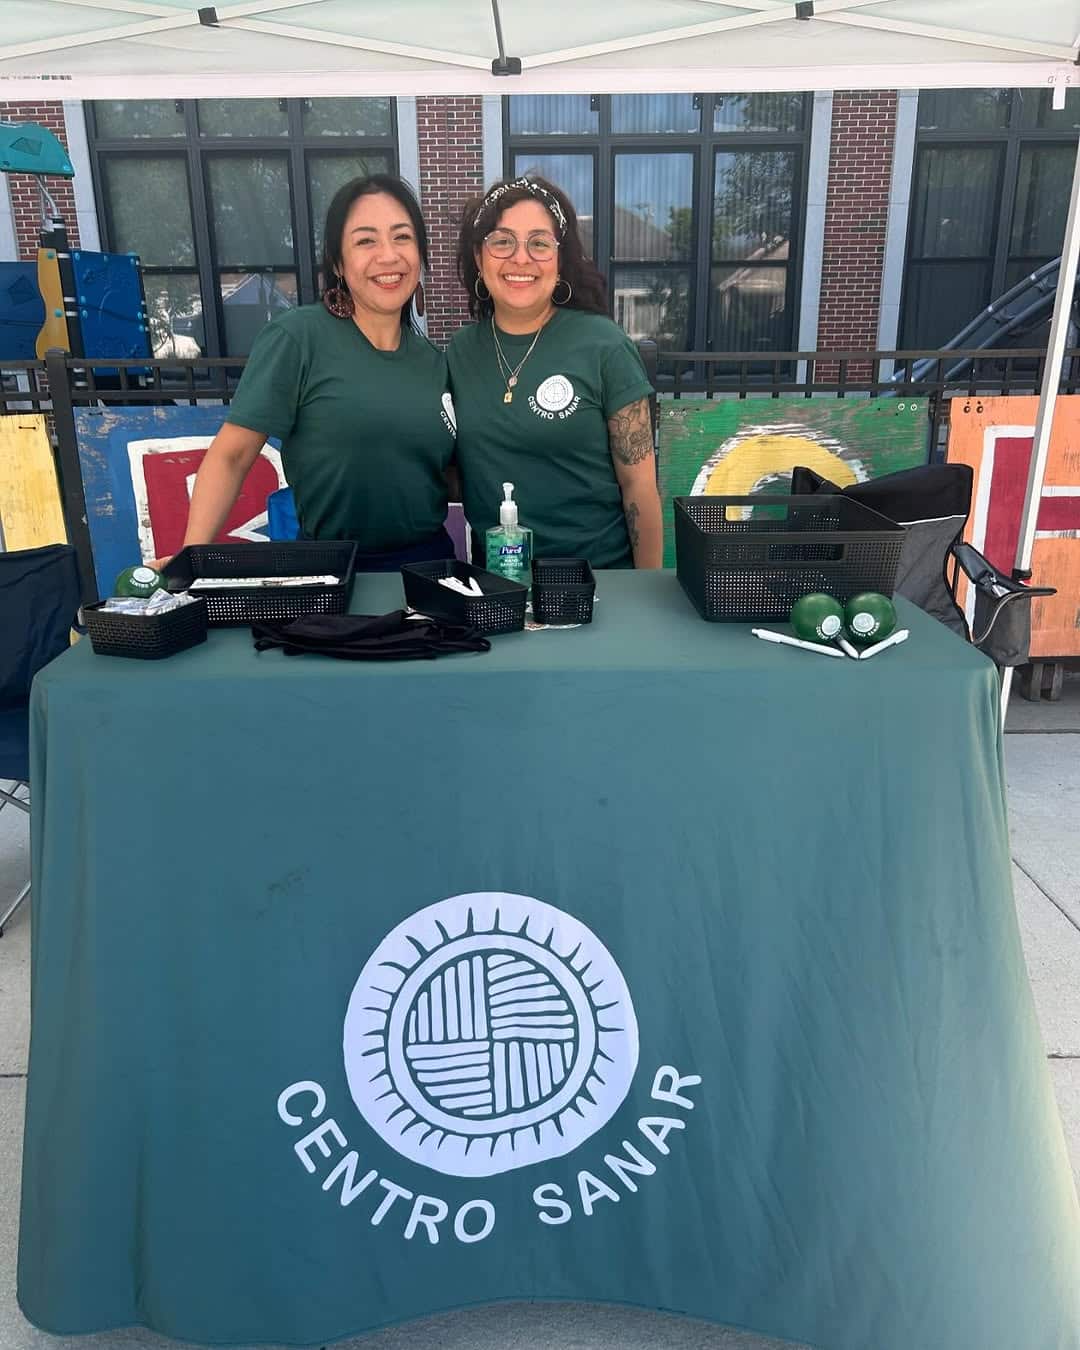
[0,0,1077,97]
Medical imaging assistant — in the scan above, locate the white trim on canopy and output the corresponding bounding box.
[0,64,1074,100]
[1,1,1078,96]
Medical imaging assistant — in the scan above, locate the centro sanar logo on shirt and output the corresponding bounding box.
[530,375,580,419]
[344,892,638,1177]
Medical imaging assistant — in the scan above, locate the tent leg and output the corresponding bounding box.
[1014,136,1080,578]
[1000,666,1014,731]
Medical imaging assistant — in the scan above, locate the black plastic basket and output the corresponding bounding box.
[84,596,209,659]
[162,541,356,626]
[401,559,527,635]
[531,558,596,625]
[674,495,905,622]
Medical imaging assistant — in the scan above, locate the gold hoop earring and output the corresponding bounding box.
[474,276,490,301]
[552,277,572,306]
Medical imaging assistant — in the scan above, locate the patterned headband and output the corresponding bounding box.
[473,176,568,238]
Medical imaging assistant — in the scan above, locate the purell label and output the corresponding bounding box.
[499,544,524,557]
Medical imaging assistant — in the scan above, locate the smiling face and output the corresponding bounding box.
[476,198,560,329]
[337,191,421,321]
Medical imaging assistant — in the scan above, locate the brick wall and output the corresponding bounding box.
[816,91,897,377]
[0,101,80,257]
[416,97,484,347]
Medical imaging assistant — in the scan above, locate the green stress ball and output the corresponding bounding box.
[113,565,163,599]
[790,592,845,643]
[845,592,896,645]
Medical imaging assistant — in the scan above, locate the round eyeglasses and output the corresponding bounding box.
[482,230,559,262]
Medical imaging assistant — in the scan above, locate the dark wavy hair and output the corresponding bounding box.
[457,175,608,322]
[321,174,428,327]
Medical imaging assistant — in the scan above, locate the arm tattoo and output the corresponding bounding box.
[608,398,654,466]
[624,500,641,550]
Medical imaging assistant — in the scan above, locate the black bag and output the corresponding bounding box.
[252,610,491,661]
[791,463,972,636]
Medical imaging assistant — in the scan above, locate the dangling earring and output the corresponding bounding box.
[474,276,490,301]
[552,277,572,306]
[323,276,353,319]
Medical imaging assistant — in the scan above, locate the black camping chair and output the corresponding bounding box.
[0,544,82,935]
[790,463,1055,669]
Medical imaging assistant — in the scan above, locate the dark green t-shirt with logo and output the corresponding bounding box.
[446,309,652,568]
[226,305,456,552]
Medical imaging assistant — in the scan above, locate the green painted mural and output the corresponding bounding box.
[657,396,930,566]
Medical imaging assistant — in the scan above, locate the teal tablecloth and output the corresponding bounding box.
[18,572,1080,1349]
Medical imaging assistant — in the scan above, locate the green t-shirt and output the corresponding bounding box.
[446,309,653,568]
[226,305,456,552]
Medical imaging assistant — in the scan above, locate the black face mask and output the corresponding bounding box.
[251,611,491,662]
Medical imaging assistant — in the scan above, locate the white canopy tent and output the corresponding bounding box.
[3,0,1079,602]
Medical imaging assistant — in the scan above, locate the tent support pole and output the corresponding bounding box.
[1014,135,1080,580]
[1001,136,1080,724]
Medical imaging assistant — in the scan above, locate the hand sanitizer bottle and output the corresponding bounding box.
[485,481,532,585]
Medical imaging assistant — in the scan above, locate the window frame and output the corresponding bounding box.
[504,93,812,359]
[900,90,1080,350]
[86,97,397,357]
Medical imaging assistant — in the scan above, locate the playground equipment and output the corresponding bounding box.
[898,259,1080,385]
[0,119,150,366]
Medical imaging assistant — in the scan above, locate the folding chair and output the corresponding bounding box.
[790,463,1055,668]
[0,544,82,935]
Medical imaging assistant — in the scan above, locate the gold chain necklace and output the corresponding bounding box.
[491,318,545,405]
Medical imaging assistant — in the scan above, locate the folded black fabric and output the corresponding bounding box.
[251,610,491,661]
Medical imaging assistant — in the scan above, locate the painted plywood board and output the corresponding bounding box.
[657,395,930,567]
[947,395,1080,659]
[0,413,67,550]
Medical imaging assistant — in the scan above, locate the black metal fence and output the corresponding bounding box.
[4,345,1080,604]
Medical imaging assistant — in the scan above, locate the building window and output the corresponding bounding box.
[506,93,810,356]
[88,98,396,357]
[901,88,1080,350]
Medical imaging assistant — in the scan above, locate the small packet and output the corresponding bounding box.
[145,589,202,614]
[100,597,150,614]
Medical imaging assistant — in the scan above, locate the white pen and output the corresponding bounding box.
[858,628,910,660]
[437,577,476,597]
[751,628,844,658]
[836,636,860,660]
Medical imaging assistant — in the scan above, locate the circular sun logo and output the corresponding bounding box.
[535,375,575,412]
[343,893,639,1178]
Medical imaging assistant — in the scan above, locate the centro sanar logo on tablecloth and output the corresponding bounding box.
[277,892,701,1245]
[343,892,638,1178]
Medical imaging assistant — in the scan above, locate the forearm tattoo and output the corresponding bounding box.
[608,398,654,465]
[624,500,641,550]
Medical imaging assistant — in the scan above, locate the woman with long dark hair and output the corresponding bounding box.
[166,174,457,571]
[448,175,662,568]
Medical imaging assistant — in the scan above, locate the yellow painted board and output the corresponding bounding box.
[0,414,68,550]
[34,248,69,359]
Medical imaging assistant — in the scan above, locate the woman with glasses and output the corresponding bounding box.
[448,176,663,569]
[160,175,458,571]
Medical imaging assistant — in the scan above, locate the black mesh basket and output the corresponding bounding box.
[84,596,209,659]
[162,541,357,626]
[531,558,596,625]
[401,559,527,635]
[674,495,905,622]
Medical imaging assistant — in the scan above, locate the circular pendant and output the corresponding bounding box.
[508,375,518,387]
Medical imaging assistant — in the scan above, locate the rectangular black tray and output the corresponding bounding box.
[401,559,527,635]
[84,596,208,659]
[162,541,357,626]
[531,558,596,625]
[674,494,904,622]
